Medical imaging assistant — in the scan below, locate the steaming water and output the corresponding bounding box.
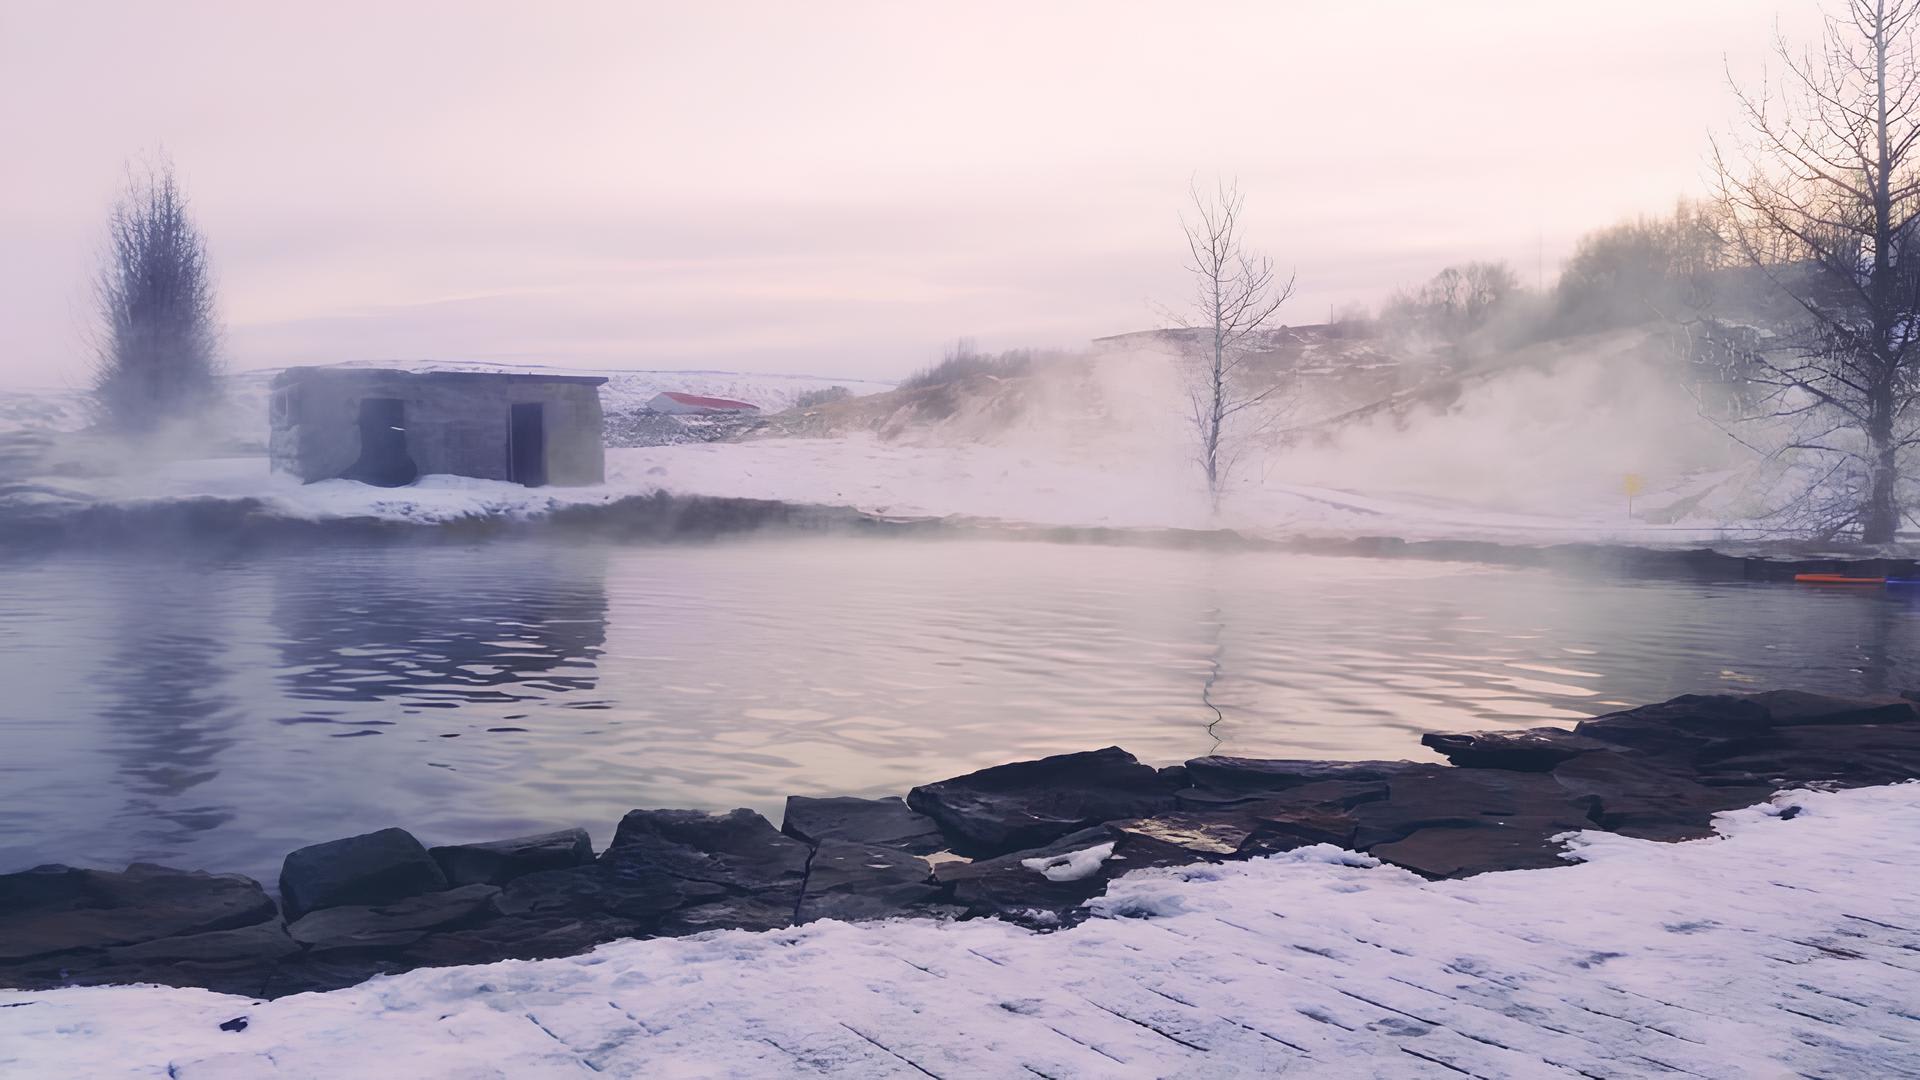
[2,536,1915,884]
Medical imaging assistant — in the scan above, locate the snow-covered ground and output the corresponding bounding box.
[615,437,1763,544]
[6,436,1771,545]
[6,783,1917,1078]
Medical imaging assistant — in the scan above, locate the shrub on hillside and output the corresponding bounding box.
[900,339,1038,390]
[793,385,854,409]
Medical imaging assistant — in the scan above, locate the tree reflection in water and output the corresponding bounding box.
[96,561,245,858]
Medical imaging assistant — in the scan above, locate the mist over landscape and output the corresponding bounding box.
[5,3,1920,1077]
[0,1,1898,541]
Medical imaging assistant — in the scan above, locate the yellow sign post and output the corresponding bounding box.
[1622,473,1646,519]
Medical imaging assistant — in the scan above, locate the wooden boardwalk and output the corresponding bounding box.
[5,784,1919,1078]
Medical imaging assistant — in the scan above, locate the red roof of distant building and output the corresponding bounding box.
[658,391,757,410]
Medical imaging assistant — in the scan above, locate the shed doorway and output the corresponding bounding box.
[345,397,417,487]
[508,403,547,486]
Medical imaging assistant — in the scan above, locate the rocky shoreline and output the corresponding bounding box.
[3,487,1918,583]
[3,689,1918,1000]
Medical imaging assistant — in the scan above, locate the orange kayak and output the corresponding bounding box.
[1794,572,1886,584]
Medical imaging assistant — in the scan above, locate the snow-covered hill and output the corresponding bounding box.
[0,386,94,434]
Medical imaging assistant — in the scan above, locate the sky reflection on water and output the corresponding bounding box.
[1,536,1914,884]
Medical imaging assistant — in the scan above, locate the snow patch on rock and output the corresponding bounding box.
[1020,842,1114,882]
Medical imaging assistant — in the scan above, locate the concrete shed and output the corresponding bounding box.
[269,367,606,487]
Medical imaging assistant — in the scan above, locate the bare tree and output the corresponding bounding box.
[93,156,221,435]
[1172,179,1294,504]
[1710,0,1920,543]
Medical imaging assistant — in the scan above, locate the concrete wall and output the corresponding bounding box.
[270,370,605,486]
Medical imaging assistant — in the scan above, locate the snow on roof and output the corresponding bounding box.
[275,365,606,387]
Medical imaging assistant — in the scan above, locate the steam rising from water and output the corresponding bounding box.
[888,334,1757,528]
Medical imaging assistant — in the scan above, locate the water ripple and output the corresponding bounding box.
[0,536,1914,883]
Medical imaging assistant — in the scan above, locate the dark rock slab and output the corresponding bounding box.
[1182,757,1422,795]
[104,919,301,967]
[495,863,725,923]
[1573,694,1772,760]
[1695,722,1920,789]
[795,841,943,924]
[279,828,448,920]
[1176,777,1389,812]
[1277,779,1402,808]
[935,825,1202,927]
[1742,689,1920,726]
[1352,766,1597,850]
[396,859,738,975]
[0,919,305,999]
[1111,798,1364,862]
[935,827,1120,926]
[781,796,947,855]
[253,953,414,999]
[1551,753,1770,840]
[286,884,501,951]
[0,863,277,961]
[396,912,640,971]
[601,808,811,896]
[1349,764,1607,877]
[1420,727,1615,771]
[657,895,801,937]
[1572,692,1919,768]
[1240,802,1364,852]
[906,747,1179,858]
[1369,818,1584,879]
[429,828,593,887]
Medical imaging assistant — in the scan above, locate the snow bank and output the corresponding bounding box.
[5,783,1916,1078]
[617,436,1767,545]
[11,460,636,527]
[0,434,1833,546]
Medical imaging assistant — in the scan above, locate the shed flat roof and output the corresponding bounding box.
[272,366,608,387]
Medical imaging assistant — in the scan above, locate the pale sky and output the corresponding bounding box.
[0,1,1820,388]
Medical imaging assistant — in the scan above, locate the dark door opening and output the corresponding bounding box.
[509,403,547,486]
[344,397,417,487]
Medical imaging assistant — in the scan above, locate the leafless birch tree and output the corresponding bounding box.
[1710,0,1920,542]
[1173,180,1294,504]
[93,156,222,435]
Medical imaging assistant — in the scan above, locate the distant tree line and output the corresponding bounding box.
[1553,200,1729,334]
[1379,261,1521,344]
[1366,200,1732,357]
